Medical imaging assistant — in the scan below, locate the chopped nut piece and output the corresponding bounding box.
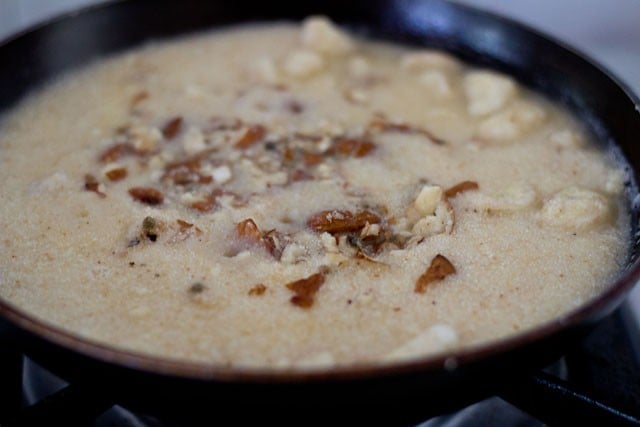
[303,152,324,166]
[368,117,446,145]
[308,210,381,234]
[331,137,376,158]
[189,282,207,294]
[235,124,266,149]
[130,90,149,108]
[540,187,610,230]
[211,165,232,184]
[464,71,517,116]
[415,254,456,293]
[235,218,264,242]
[128,187,164,205]
[84,174,106,198]
[191,194,217,212]
[475,101,547,142]
[99,143,133,163]
[445,181,479,198]
[286,272,325,308]
[176,219,193,229]
[252,57,279,84]
[105,167,128,182]
[418,70,452,97]
[181,126,206,155]
[142,216,159,242]
[234,219,284,259]
[283,50,325,78]
[401,51,460,72]
[162,116,183,139]
[414,185,443,216]
[549,129,582,149]
[301,16,353,55]
[248,284,267,296]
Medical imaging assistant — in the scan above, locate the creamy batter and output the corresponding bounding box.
[0,17,629,369]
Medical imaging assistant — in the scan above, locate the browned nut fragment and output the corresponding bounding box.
[290,169,312,182]
[234,219,285,259]
[248,284,267,296]
[415,254,456,293]
[162,116,183,139]
[105,167,128,182]
[99,143,133,163]
[142,216,160,241]
[84,174,106,198]
[191,195,217,213]
[444,181,479,198]
[130,90,149,108]
[189,282,207,294]
[331,137,376,158]
[307,210,381,234]
[368,117,446,145]
[286,272,325,308]
[235,218,263,244]
[303,152,325,166]
[176,219,194,229]
[234,124,266,149]
[128,187,164,205]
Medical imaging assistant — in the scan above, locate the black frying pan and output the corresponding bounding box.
[1,0,639,425]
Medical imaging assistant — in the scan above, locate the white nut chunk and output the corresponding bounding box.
[282,50,325,78]
[410,185,454,237]
[464,71,517,116]
[251,56,279,84]
[301,16,353,55]
[181,126,206,155]
[129,125,161,152]
[401,50,460,72]
[470,183,538,212]
[540,187,610,230]
[414,184,443,216]
[385,324,459,362]
[347,56,371,78]
[475,100,547,143]
[418,70,452,97]
[549,129,583,149]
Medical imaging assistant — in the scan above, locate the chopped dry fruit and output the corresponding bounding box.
[234,124,266,149]
[162,157,212,186]
[368,117,446,145]
[307,210,381,234]
[248,284,267,296]
[234,218,285,259]
[445,181,479,198]
[141,216,160,242]
[128,187,164,205]
[176,219,194,229]
[105,167,128,182]
[84,174,106,198]
[162,116,183,139]
[130,90,149,107]
[330,137,376,158]
[286,272,325,308]
[415,254,456,293]
[189,282,207,294]
[99,143,133,163]
[190,195,216,212]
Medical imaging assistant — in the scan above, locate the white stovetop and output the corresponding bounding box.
[1,0,640,323]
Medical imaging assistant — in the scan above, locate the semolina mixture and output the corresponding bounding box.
[0,17,629,369]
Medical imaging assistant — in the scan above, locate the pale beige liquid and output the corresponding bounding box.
[0,18,629,369]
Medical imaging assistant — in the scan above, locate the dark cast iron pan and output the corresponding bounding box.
[1,0,640,425]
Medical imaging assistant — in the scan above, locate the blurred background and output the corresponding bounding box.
[1,0,639,317]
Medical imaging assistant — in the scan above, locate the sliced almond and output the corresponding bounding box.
[415,254,456,293]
